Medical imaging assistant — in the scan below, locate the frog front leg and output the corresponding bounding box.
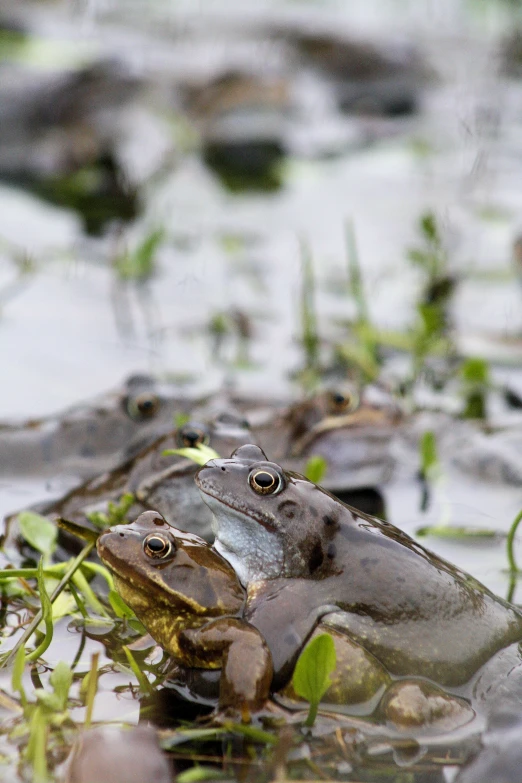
[178,618,273,718]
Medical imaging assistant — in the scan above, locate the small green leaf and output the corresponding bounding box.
[49,661,73,711]
[177,768,228,783]
[122,645,152,694]
[292,633,336,727]
[34,689,62,712]
[162,443,220,466]
[174,412,191,429]
[304,455,327,484]
[420,212,439,243]
[109,589,136,620]
[18,512,57,557]
[461,357,489,385]
[420,430,438,479]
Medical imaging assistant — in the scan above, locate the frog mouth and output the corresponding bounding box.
[198,488,277,533]
[195,467,278,533]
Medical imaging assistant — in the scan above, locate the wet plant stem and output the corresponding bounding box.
[1,542,95,669]
[84,652,99,728]
[506,509,522,603]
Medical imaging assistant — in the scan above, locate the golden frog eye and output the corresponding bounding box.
[327,388,359,415]
[143,533,173,559]
[127,392,161,421]
[177,423,210,448]
[249,467,283,495]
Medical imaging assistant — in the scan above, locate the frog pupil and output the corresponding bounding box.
[333,393,346,405]
[255,472,274,488]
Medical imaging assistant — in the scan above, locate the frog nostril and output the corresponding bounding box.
[221,466,226,472]
[118,532,124,538]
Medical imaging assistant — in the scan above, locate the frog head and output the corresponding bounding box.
[97,511,245,656]
[196,445,343,584]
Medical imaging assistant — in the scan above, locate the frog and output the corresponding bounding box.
[2,412,255,554]
[96,510,272,717]
[249,383,401,495]
[97,510,474,733]
[195,444,522,722]
[0,374,196,480]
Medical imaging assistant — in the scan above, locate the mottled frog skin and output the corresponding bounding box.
[97,511,272,714]
[98,511,475,732]
[196,445,522,694]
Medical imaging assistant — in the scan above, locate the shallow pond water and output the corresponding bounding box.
[3,0,522,780]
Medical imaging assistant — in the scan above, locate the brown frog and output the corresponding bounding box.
[194,445,522,722]
[2,412,254,556]
[98,511,474,733]
[0,374,196,480]
[250,384,401,494]
[97,511,272,716]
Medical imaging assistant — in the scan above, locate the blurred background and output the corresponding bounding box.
[2,0,522,417]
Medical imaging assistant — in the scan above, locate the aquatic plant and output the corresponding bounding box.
[292,633,337,727]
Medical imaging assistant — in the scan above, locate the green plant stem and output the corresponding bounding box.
[506,509,522,602]
[1,542,95,669]
[0,565,67,580]
[123,645,152,694]
[84,652,99,728]
[506,509,522,574]
[26,560,54,663]
[304,701,318,728]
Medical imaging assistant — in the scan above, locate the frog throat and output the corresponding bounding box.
[200,493,284,584]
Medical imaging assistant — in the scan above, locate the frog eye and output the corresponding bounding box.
[249,467,283,496]
[126,392,161,421]
[327,388,359,415]
[143,533,174,559]
[177,423,210,448]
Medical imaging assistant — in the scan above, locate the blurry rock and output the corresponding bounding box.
[183,70,289,191]
[0,59,141,232]
[64,725,172,783]
[292,31,426,116]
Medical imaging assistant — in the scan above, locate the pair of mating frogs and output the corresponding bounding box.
[98,444,522,735]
